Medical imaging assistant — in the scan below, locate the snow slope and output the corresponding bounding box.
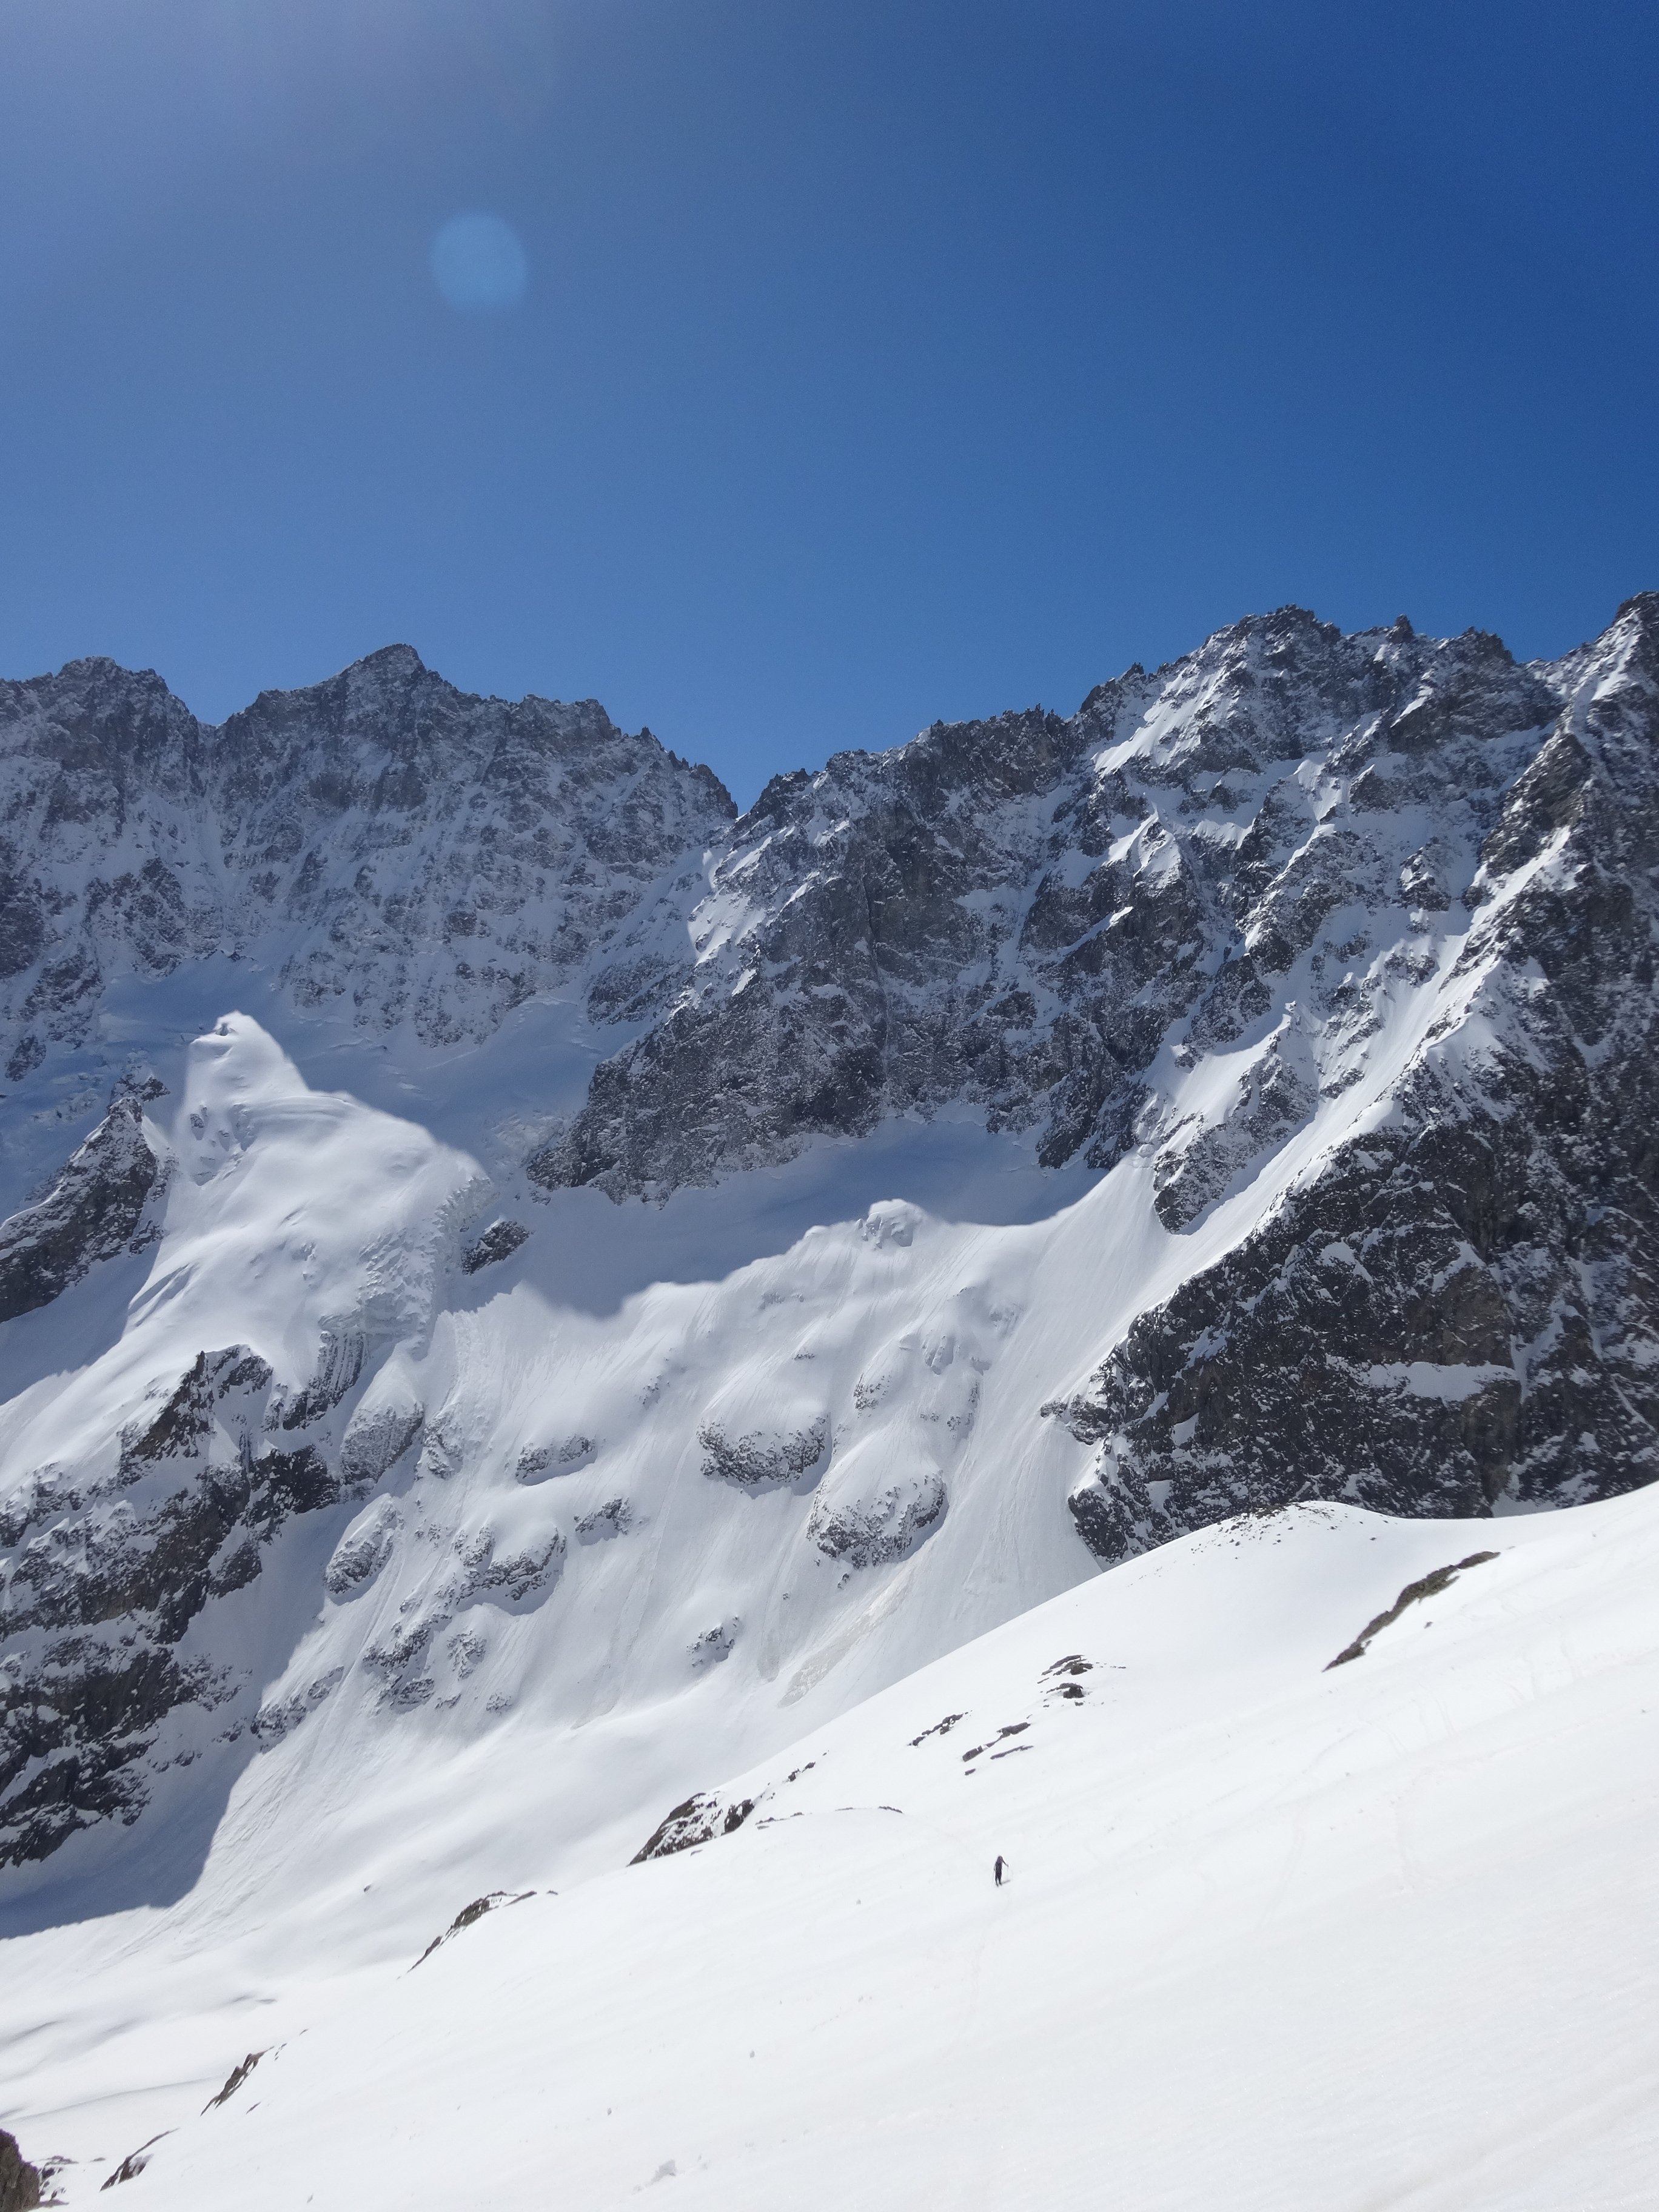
[17,1482,1659,2210]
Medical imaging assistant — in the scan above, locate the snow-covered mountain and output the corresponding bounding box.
[0,595,1655,2203]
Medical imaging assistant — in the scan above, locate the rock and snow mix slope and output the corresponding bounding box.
[0,1019,487,1873]
[0,595,1655,2199]
[8,1007,1215,1903]
[12,1485,1659,2210]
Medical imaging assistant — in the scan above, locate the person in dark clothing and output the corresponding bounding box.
[994,1854,1007,1886]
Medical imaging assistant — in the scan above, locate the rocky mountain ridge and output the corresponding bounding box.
[534,608,1562,1195]
[0,643,734,1091]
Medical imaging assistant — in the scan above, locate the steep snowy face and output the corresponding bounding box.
[0,1018,484,1871]
[0,645,734,1083]
[528,599,1659,1551]
[0,1013,1106,1888]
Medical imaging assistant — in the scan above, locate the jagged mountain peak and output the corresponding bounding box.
[526,599,1594,1204]
[1609,586,1659,634]
[0,645,737,1088]
[227,638,602,739]
[341,639,429,681]
[0,595,1643,1141]
[1590,586,1659,692]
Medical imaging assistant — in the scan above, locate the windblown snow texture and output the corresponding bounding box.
[0,598,1656,1886]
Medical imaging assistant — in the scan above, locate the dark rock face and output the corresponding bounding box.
[1326,1552,1498,1669]
[460,1219,529,1273]
[574,1497,632,1543]
[631,1788,755,1862]
[0,646,735,1077]
[0,1344,358,1869]
[412,1889,534,1968]
[699,1416,828,1492]
[0,2130,41,2212]
[806,1472,947,1567]
[528,611,1561,1198]
[101,2134,169,2188]
[203,2049,265,2111]
[0,1098,162,1322]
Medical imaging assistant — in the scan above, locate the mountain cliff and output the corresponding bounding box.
[0,643,733,1090]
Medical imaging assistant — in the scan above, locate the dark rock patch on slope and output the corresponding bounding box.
[632,1789,756,1862]
[699,1417,828,1492]
[0,1097,162,1323]
[1326,1552,1498,1669]
[0,2129,41,2212]
[0,1345,359,1868]
[461,1219,529,1273]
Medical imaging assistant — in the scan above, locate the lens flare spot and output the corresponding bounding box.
[431,214,528,315]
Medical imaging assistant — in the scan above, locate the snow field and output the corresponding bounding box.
[37,1484,1659,2210]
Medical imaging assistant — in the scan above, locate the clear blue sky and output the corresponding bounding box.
[1,1,1654,803]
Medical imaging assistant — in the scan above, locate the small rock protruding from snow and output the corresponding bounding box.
[460,1220,530,1275]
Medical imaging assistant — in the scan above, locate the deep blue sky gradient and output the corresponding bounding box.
[1,0,1654,802]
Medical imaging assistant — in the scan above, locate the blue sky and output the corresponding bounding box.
[1,0,1654,803]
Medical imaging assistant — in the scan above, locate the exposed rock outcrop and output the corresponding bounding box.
[529,612,1561,1198]
[0,1344,352,1867]
[699,1416,829,1493]
[631,1788,756,1862]
[460,1219,529,1273]
[0,2129,41,2212]
[0,1097,162,1322]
